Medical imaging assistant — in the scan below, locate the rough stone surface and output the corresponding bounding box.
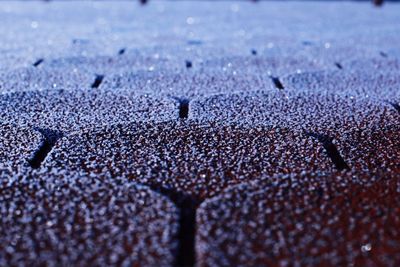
[190,91,400,173]
[0,89,178,132]
[1,1,399,266]
[0,168,179,267]
[0,124,43,169]
[196,171,400,267]
[43,121,333,203]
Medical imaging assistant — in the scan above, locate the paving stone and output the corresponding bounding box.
[100,69,275,98]
[43,121,333,204]
[196,171,400,267]
[0,89,179,132]
[190,91,400,172]
[0,124,43,169]
[0,168,179,267]
[0,1,399,266]
[282,68,400,100]
[0,66,94,93]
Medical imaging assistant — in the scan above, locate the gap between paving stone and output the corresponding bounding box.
[171,97,190,120]
[306,132,350,171]
[156,188,197,267]
[28,128,64,169]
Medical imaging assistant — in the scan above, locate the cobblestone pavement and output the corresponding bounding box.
[0,1,400,266]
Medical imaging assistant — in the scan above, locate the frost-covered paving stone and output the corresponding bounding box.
[190,91,400,172]
[36,52,182,80]
[43,121,333,203]
[0,124,43,169]
[1,2,400,71]
[1,1,400,266]
[101,69,275,98]
[344,57,400,74]
[282,69,400,100]
[196,41,387,75]
[0,66,94,93]
[0,48,208,94]
[0,46,350,96]
[0,89,179,132]
[0,50,184,93]
[196,171,400,267]
[0,168,179,267]
[345,124,400,172]
[197,54,330,78]
[189,91,398,135]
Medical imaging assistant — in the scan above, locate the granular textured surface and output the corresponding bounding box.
[0,124,43,169]
[43,121,333,202]
[0,168,179,267]
[196,172,400,267]
[190,91,400,172]
[282,68,400,100]
[0,89,178,132]
[0,65,94,93]
[1,1,400,266]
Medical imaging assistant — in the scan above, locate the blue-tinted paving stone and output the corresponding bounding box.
[42,121,333,202]
[282,68,400,100]
[197,171,400,267]
[0,124,43,169]
[0,168,179,267]
[0,1,399,266]
[0,89,179,132]
[190,91,400,172]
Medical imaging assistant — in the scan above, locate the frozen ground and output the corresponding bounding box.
[0,1,400,266]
